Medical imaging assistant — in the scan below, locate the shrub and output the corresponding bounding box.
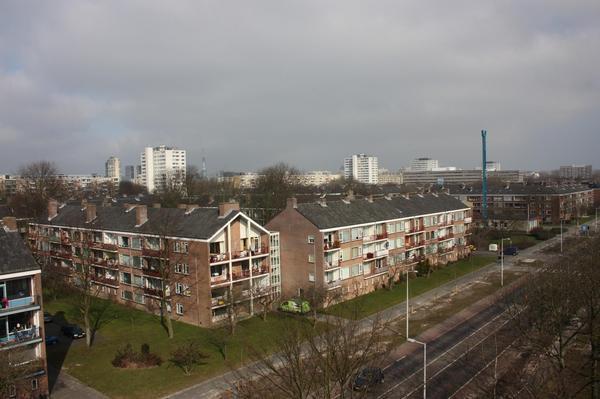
[529,228,555,241]
[112,343,162,369]
[169,341,209,375]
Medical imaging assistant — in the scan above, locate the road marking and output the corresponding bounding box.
[376,308,509,398]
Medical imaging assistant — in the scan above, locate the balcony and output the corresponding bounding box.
[231,249,251,260]
[326,279,342,289]
[324,241,340,251]
[211,296,227,307]
[94,258,118,269]
[143,287,163,298]
[210,273,229,285]
[48,236,60,243]
[252,266,270,276]
[102,243,119,251]
[210,253,229,264]
[142,267,162,278]
[232,269,251,281]
[324,259,340,269]
[464,217,472,223]
[91,275,119,287]
[0,295,40,316]
[251,246,269,256]
[363,233,388,243]
[369,265,389,276]
[0,326,42,350]
[142,248,162,258]
[50,250,72,259]
[88,241,104,250]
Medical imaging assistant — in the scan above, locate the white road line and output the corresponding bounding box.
[398,314,518,399]
[376,308,509,399]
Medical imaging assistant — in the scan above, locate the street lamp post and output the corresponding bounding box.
[407,338,427,399]
[560,219,563,253]
[500,237,511,287]
[406,268,409,338]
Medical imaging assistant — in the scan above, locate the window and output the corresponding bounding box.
[133,275,144,287]
[146,237,160,250]
[351,228,362,240]
[121,290,133,301]
[31,379,38,390]
[308,254,315,263]
[351,246,362,259]
[340,267,350,280]
[387,223,396,234]
[119,236,130,248]
[396,238,404,248]
[176,303,184,315]
[119,254,131,267]
[175,283,184,295]
[120,272,132,285]
[8,384,16,398]
[308,272,315,282]
[174,241,189,254]
[307,235,315,244]
[175,263,189,275]
[132,256,142,268]
[131,237,142,250]
[339,229,350,243]
[134,292,145,304]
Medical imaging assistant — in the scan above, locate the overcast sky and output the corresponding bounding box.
[1,1,598,175]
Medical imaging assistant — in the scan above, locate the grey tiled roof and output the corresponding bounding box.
[448,183,592,196]
[0,228,39,275]
[35,205,239,240]
[296,193,469,229]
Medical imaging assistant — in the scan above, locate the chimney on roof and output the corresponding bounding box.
[208,195,215,205]
[48,199,58,220]
[81,198,88,208]
[286,197,298,209]
[218,201,239,218]
[153,203,161,208]
[2,217,17,231]
[177,203,187,209]
[346,189,355,201]
[318,199,327,207]
[366,195,373,203]
[135,205,148,226]
[86,204,97,223]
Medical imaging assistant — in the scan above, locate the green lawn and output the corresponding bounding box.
[324,255,496,320]
[45,297,313,399]
[490,234,541,249]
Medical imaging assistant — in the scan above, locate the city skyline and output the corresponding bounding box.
[1,1,599,173]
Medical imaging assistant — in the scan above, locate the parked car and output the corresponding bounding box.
[43,312,53,323]
[351,367,385,391]
[45,335,59,345]
[61,325,86,339]
[502,246,519,256]
[279,299,310,314]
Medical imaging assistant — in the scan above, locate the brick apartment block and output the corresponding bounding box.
[28,201,280,327]
[266,194,472,303]
[1,216,49,399]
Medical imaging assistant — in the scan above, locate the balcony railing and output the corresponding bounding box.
[324,241,340,250]
[91,275,119,287]
[142,267,162,278]
[0,295,38,312]
[252,266,270,276]
[88,241,104,249]
[102,243,119,251]
[142,248,162,258]
[464,217,472,223]
[211,296,226,307]
[210,273,229,284]
[251,246,269,256]
[48,236,60,243]
[143,287,163,297]
[324,260,340,269]
[94,258,118,269]
[231,249,251,259]
[326,279,342,289]
[0,326,41,349]
[232,269,251,280]
[50,250,72,259]
[210,253,229,263]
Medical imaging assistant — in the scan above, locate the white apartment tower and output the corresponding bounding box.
[343,154,379,184]
[410,157,439,172]
[105,156,121,182]
[139,146,187,193]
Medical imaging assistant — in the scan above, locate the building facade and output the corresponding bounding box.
[410,158,439,172]
[1,217,49,399]
[124,165,136,182]
[449,183,594,228]
[267,194,471,303]
[403,169,523,185]
[343,154,379,184]
[559,165,592,180]
[139,146,187,193]
[28,201,280,328]
[105,157,121,182]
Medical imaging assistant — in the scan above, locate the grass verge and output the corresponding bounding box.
[323,255,496,320]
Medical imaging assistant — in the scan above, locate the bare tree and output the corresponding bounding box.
[250,284,278,321]
[9,161,65,217]
[224,284,246,335]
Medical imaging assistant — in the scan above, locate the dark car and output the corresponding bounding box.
[45,335,59,345]
[352,367,384,391]
[43,312,53,323]
[61,325,86,339]
[502,246,519,256]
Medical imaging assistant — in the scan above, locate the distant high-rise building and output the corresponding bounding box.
[410,157,439,172]
[124,165,135,181]
[559,165,592,180]
[105,156,120,182]
[344,154,379,184]
[139,145,187,193]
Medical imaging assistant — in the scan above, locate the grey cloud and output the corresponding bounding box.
[0,0,598,174]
